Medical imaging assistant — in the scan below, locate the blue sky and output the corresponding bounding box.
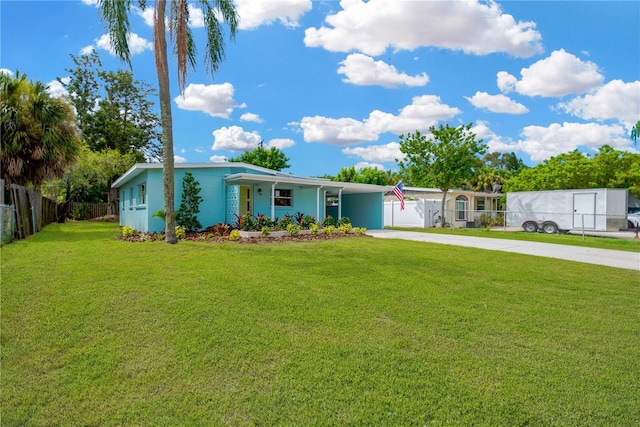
[2,0,639,177]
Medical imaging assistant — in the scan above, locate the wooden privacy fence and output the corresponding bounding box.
[1,179,112,244]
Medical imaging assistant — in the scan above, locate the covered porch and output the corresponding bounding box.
[224,173,390,229]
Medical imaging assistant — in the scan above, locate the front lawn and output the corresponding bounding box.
[2,222,639,425]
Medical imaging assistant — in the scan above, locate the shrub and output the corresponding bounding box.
[300,215,315,229]
[175,225,186,240]
[337,223,352,234]
[204,223,231,236]
[338,216,351,226]
[322,225,336,235]
[256,214,273,230]
[261,226,272,237]
[121,226,135,237]
[278,215,295,229]
[139,233,149,242]
[287,223,301,236]
[175,172,203,231]
[310,223,319,235]
[353,227,367,235]
[236,213,257,231]
[320,216,336,228]
[229,229,240,241]
[70,204,91,220]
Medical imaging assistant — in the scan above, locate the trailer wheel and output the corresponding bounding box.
[522,221,538,233]
[541,221,558,234]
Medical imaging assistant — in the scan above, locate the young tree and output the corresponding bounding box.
[176,172,203,231]
[229,145,290,171]
[398,123,487,227]
[631,120,640,145]
[1,72,81,188]
[98,0,238,243]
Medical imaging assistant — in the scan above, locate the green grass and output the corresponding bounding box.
[387,226,640,252]
[2,222,639,425]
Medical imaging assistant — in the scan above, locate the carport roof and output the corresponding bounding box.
[225,173,391,195]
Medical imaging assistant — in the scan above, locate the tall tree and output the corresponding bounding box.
[229,145,290,171]
[503,145,640,196]
[398,123,486,227]
[98,0,238,243]
[61,52,161,161]
[1,72,81,187]
[631,120,640,145]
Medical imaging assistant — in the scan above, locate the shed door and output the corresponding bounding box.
[573,193,596,229]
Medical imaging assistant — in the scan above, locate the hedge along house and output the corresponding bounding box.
[111,162,391,233]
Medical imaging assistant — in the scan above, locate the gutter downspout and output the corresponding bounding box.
[338,188,343,220]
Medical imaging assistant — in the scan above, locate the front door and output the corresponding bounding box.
[239,186,252,216]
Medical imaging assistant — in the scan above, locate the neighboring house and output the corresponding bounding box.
[385,186,503,228]
[111,162,391,233]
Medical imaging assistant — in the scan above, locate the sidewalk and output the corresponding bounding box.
[366,229,640,271]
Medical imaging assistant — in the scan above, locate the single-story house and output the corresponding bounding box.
[385,186,504,228]
[111,162,391,233]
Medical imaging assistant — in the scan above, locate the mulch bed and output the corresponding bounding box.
[119,231,370,244]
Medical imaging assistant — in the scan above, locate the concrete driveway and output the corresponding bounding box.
[366,229,640,271]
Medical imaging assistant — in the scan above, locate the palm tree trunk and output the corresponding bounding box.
[154,0,177,243]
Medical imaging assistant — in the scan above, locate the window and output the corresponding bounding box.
[476,199,485,211]
[138,183,146,205]
[456,196,468,221]
[274,189,292,207]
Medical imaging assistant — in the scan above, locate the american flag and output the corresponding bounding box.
[393,181,405,210]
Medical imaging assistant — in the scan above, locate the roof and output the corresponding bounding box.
[112,162,392,194]
[112,162,280,188]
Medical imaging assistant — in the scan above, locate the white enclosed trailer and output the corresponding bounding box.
[506,188,628,233]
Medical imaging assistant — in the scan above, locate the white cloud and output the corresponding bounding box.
[465,91,528,114]
[557,80,640,129]
[300,95,460,146]
[342,142,403,162]
[300,116,378,146]
[137,4,201,27]
[236,0,312,30]
[174,82,242,118]
[338,53,428,88]
[240,112,264,123]
[490,122,630,161]
[94,33,153,57]
[366,95,461,136]
[80,45,95,55]
[138,7,155,27]
[174,155,187,163]
[354,161,385,171]
[212,126,262,151]
[209,155,228,162]
[266,138,295,149]
[46,79,69,98]
[0,69,13,76]
[498,49,604,97]
[81,0,97,5]
[304,0,542,57]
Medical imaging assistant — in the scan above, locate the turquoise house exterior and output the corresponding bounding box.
[111,162,390,233]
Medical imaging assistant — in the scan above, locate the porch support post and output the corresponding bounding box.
[316,187,321,221]
[271,183,276,219]
[323,190,327,221]
[338,188,343,220]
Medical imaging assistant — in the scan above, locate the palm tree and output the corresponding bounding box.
[631,120,640,145]
[98,0,238,243]
[1,72,81,188]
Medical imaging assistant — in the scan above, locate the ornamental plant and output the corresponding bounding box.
[337,223,352,234]
[309,223,319,235]
[286,223,301,236]
[229,229,240,241]
[279,215,295,229]
[236,213,257,231]
[322,225,336,235]
[261,226,271,237]
[320,216,336,228]
[121,226,135,237]
[256,214,273,230]
[175,172,203,232]
[175,225,186,239]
